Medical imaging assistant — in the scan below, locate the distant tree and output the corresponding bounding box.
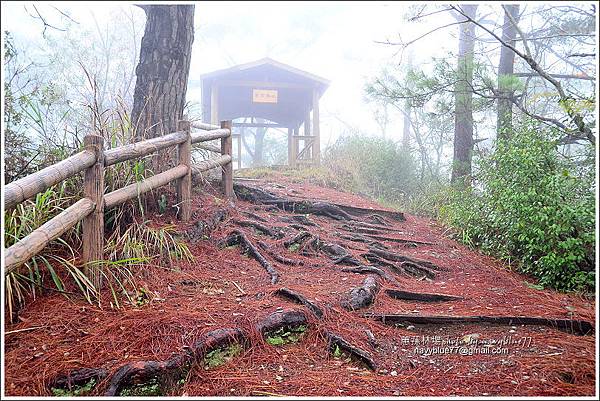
[496,5,520,139]
[451,4,477,185]
[131,5,194,149]
[240,117,270,167]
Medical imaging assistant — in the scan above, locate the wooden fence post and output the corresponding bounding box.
[82,134,105,288]
[220,120,234,199]
[177,120,192,221]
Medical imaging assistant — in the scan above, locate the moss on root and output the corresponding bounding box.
[265,325,307,346]
[51,378,97,397]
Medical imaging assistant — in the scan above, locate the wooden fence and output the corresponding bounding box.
[4,120,234,278]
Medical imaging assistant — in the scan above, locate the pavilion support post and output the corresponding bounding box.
[82,134,105,288]
[237,133,242,169]
[292,127,299,167]
[303,114,311,163]
[312,88,321,165]
[221,120,234,199]
[176,120,192,221]
[287,128,293,167]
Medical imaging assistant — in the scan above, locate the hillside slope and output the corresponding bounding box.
[4,176,595,396]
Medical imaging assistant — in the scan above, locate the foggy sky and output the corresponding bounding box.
[2,1,467,148]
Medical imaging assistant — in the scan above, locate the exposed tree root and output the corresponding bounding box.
[364,329,378,349]
[339,231,428,248]
[187,210,227,242]
[233,183,281,203]
[338,234,390,251]
[324,331,378,371]
[363,213,389,225]
[256,309,309,335]
[364,248,441,279]
[104,353,190,396]
[274,288,324,318]
[242,211,269,222]
[233,219,284,238]
[344,221,408,234]
[269,200,354,221]
[49,367,108,394]
[280,215,318,227]
[191,328,248,359]
[257,241,303,266]
[222,230,280,284]
[289,223,308,231]
[326,203,404,222]
[341,276,381,311]
[365,313,595,336]
[398,261,437,280]
[342,265,401,286]
[284,231,312,250]
[366,247,443,271]
[103,327,249,396]
[362,253,397,269]
[339,224,386,235]
[234,183,354,221]
[363,234,434,246]
[385,289,463,302]
[301,236,362,265]
[363,253,436,280]
[332,254,363,266]
[338,233,376,244]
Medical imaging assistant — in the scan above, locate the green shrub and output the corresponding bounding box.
[323,134,417,202]
[440,122,595,292]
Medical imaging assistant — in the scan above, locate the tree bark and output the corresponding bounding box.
[131,5,195,172]
[496,5,520,139]
[451,4,477,186]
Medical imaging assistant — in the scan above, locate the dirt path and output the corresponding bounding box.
[4,177,595,396]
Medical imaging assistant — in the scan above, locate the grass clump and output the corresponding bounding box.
[119,378,161,397]
[51,378,96,397]
[203,343,243,369]
[266,325,307,346]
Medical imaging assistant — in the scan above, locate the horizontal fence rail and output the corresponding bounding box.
[192,154,232,175]
[104,130,187,166]
[4,150,97,210]
[191,128,231,143]
[3,120,234,277]
[104,165,188,209]
[5,198,96,274]
[191,121,220,131]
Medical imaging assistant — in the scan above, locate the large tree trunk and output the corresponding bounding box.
[451,4,477,186]
[496,5,520,139]
[131,5,194,153]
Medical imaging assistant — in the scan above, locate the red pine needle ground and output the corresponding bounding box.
[3,175,595,396]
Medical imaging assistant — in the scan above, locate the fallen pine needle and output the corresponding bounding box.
[5,326,46,335]
[251,391,285,397]
[231,280,246,295]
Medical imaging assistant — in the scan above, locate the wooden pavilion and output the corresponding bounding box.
[200,58,329,167]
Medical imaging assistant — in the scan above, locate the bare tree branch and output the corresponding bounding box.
[451,5,595,144]
[26,4,67,37]
[374,21,464,48]
[568,53,596,58]
[513,72,595,81]
[50,5,79,25]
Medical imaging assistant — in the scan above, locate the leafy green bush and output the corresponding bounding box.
[440,122,595,292]
[323,134,417,202]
